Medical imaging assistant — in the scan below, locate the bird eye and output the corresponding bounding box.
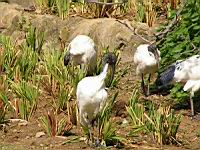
[176,66,181,70]
[149,53,153,57]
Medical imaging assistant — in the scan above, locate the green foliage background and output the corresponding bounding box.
[159,0,200,68]
[158,0,200,101]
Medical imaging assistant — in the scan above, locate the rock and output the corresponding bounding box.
[7,0,35,8]
[122,118,128,125]
[0,3,23,30]
[0,2,155,61]
[80,137,86,141]
[18,120,28,126]
[13,129,20,133]
[36,131,45,138]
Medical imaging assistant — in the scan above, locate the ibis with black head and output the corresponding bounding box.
[64,35,97,75]
[76,52,117,146]
[134,44,161,96]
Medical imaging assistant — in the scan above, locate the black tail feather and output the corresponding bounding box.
[155,65,176,89]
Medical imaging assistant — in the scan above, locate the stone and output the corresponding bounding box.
[18,121,28,126]
[122,118,128,125]
[35,131,45,138]
[0,2,154,62]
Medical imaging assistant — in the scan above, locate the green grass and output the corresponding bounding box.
[10,80,40,121]
[35,0,70,19]
[126,89,182,145]
[38,110,72,137]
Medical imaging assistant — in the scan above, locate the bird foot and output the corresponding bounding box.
[95,139,101,147]
[85,138,102,148]
[84,137,94,146]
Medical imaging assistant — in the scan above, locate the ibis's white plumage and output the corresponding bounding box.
[183,80,200,94]
[76,52,117,145]
[77,64,108,127]
[134,44,161,75]
[173,55,200,82]
[157,55,200,116]
[134,44,161,96]
[65,35,97,74]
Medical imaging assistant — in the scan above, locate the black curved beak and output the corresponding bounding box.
[108,64,116,87]
[64,51,71,66]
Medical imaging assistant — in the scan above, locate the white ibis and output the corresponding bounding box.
[76,52,117,145]
[156,55,200,116]
[134,44,161,96]
[64,35,97,75]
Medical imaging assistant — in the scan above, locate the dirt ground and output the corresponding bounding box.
[1,1,200,150]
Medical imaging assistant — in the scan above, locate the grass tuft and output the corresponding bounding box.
[127,89,182,145]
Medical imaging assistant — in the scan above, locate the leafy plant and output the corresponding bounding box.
[35,0,56,11]
[98,92,124,146]
[135,0,157,27]
[55,0,70,19]
[158,0,200,101]
[0,91,15,113]
[38,110,72,136]
[35,0,70,19]
[135,1,145,22]
[110,65,129,87]
[127,89,182,145]
[170,83,189,103]
[145,104,181,145]
[0,35,19,81]
[0,96,8,129]
[42,49,75,116]
[16,46,39,81]
[16,26,45,81]
[126,90,147,135]
[42,49,68,94]
[10,80,40,121]
[25,26,45,54]
[57,85,73,112]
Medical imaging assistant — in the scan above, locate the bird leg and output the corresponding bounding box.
[147,74,151,96]
[82,113,94,145]
[141,74,146,96]
[190,92,195,117]
[95,117,101,146]
[88,124,94,145]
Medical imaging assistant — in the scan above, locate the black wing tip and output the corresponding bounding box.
[155,65,176,89]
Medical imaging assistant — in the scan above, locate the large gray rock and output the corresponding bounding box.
[7,0,34,7]
[0,2,155,62]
